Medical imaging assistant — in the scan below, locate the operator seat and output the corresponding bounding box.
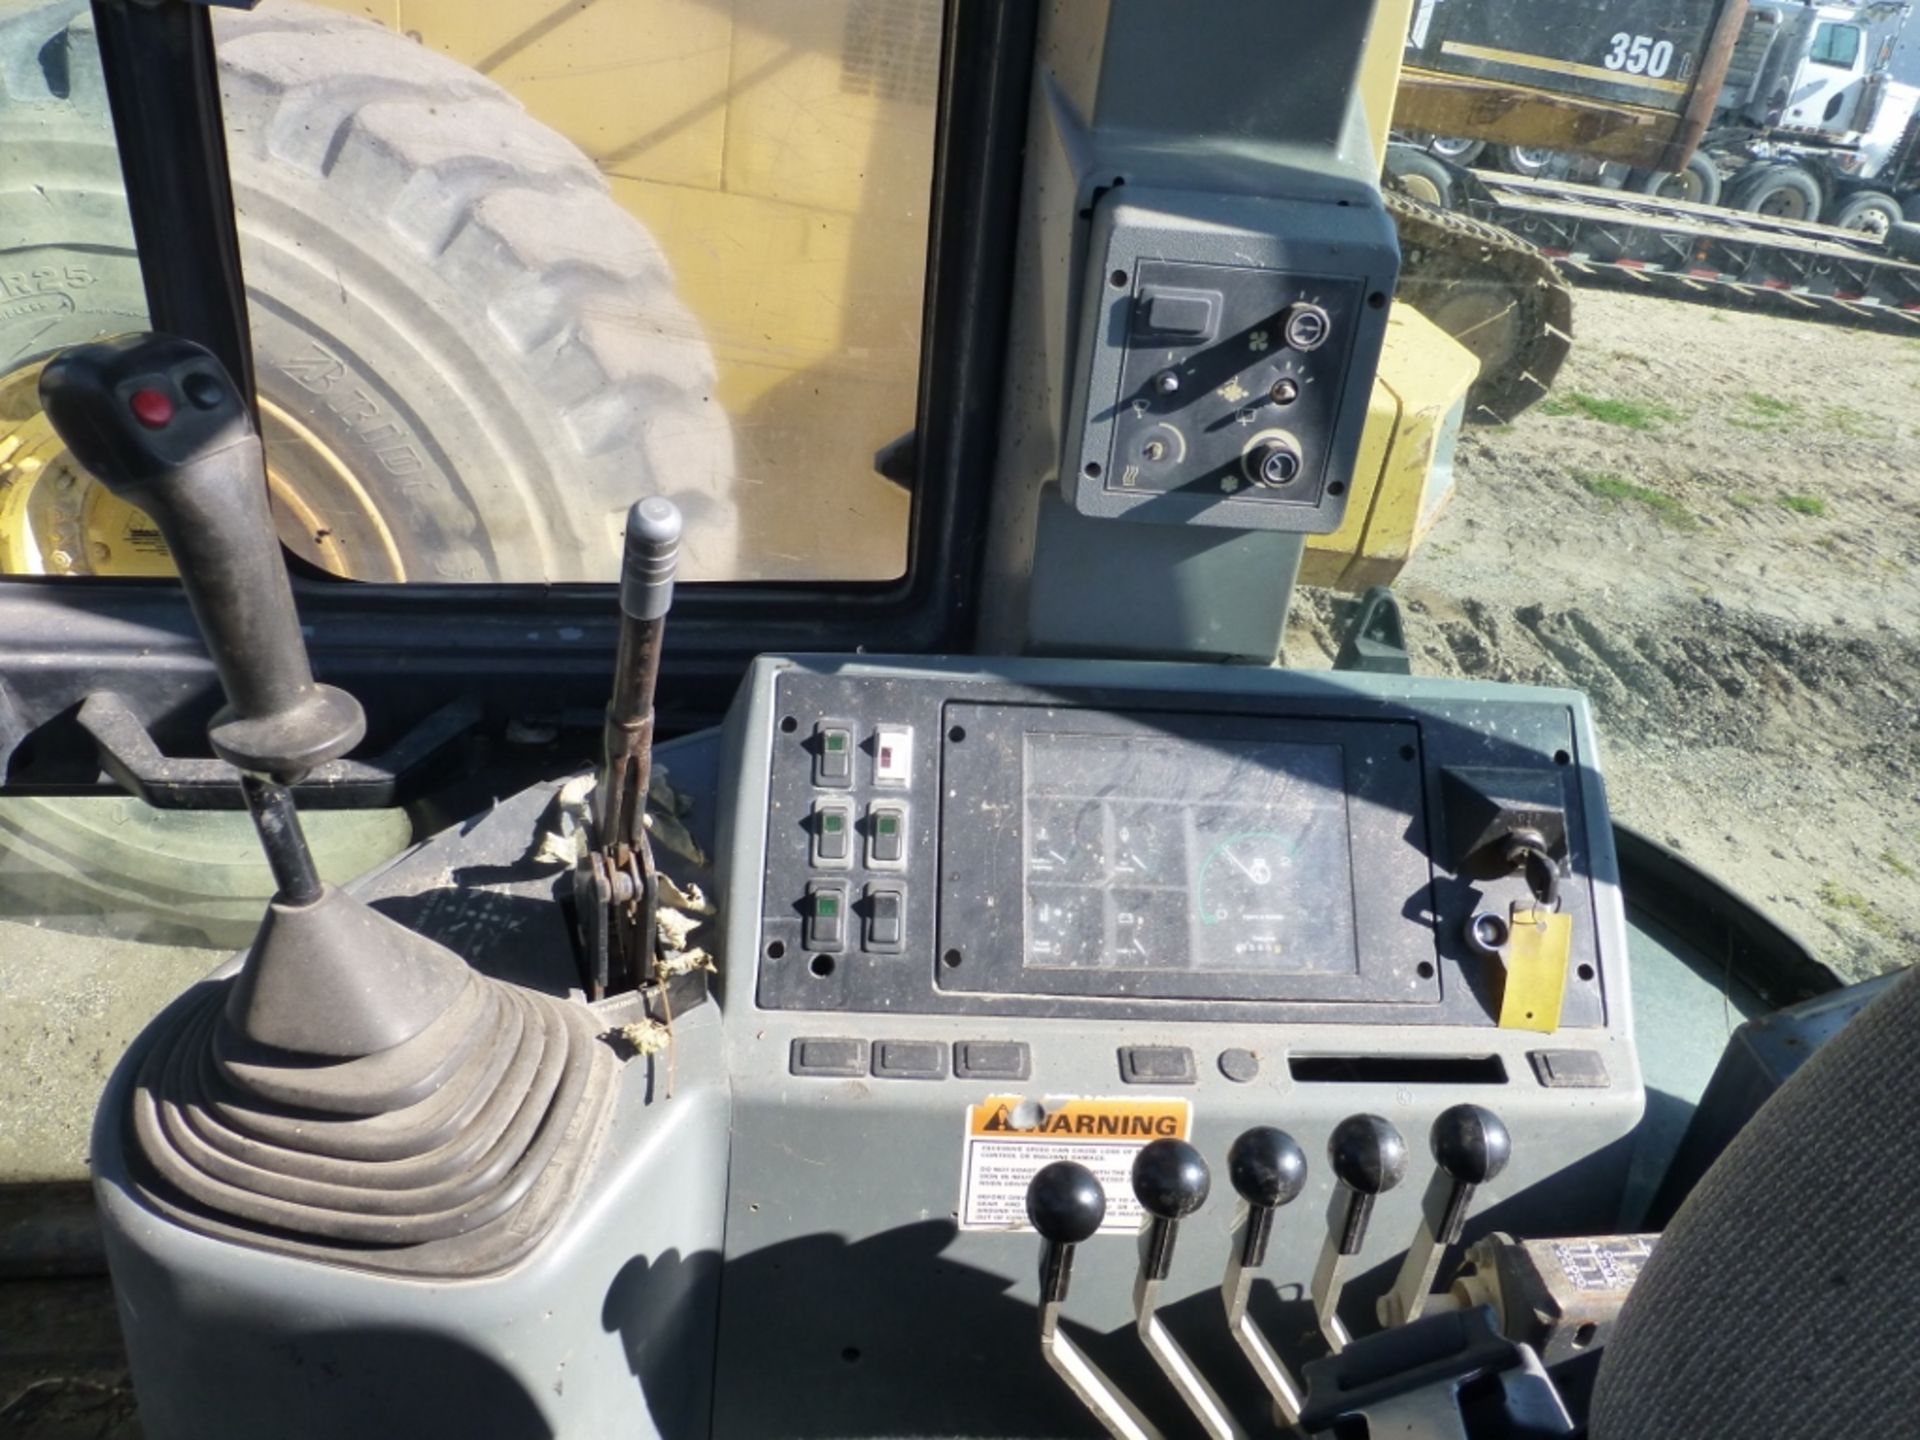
[1589,964,1920,1437]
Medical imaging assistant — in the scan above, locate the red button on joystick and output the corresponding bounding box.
[129,388,174,428]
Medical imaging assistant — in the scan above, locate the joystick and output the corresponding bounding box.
[1379,1105,1512,1328]
[1130,1140,1244,1440]
[1220,1127,1309,1425]
[1310,1114,1408,1350]
[1026,1162,1163,1440]
[39,334,610,1274]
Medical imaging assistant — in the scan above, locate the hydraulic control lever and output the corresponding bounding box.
[578,496,682,998]
[1311,1114,1408,1352]
[1026,1162,1163,1440]
[38,333,363,901]
[1220,1127,1310,1427]
[1130,1140,1245,1440]
[1379,1105,1512,1329]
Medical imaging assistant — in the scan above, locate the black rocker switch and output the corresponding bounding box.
[1131,1140,1243,1439]
[1221,1127,1310,1426]
[1379,1105,1512,1328]
[1026,1163,1162,1440]
[1310,1114,1408,1351]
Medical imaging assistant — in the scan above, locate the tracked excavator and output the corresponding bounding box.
[3,4,1915,1440]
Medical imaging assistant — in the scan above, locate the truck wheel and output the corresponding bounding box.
[1883,222,1920,265]
[1384,147,1455,209]
[1425,135,1485,166]
[0,1,737,584]
[1493,145,1562,180]
[1728,164,1822,223]
[1629,154,1722,208]
[1830,189,1902,238]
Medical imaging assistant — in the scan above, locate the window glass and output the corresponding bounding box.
[0,0,154,578]
[1810,22,1861,68]
[1378,20,1920,986]
[210,0,939,585]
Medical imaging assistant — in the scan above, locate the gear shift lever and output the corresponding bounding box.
[1220,1126,1309,1426]
[1310,1114,1408,1351]
[1026,1162,1163,1440]
[1379,1105,1511,1328]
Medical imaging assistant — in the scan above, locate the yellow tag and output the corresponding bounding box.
[1499,909,1574,1033]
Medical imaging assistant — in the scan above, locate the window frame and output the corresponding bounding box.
[0,0,1038,788]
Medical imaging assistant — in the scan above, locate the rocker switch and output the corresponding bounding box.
[813,723,853,787]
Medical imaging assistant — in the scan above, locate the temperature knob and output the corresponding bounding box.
[1283,302,1332,351]
[1245,433,1304,488]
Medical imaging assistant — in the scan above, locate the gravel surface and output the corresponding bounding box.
[1294,288,1920,982]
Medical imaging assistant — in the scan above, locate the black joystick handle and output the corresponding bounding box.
[1228,1126,1308,1267]
[1328,1114,1408,1255]
[38,334,364,782]
[1429,1104,1512,1245]
[1028,1161,1106,1303]
[1132,1138,1210,1281]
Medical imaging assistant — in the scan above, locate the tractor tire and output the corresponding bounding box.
[1829,189,1902,238]
[1384,146,1455,209]
[0,0,736,584]
[1629,153,1723,208]
[1728,163,1823,223]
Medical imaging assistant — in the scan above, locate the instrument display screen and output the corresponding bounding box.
[1022,732,1357,975]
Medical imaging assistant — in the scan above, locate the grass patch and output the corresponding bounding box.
[1822,404,1879,438]
[1881,851,1916,881]
[1779,493,1827,518]
[1818,880,1902,941]
[1575,470,1696,528]
[1729,392,1801,432]
[1728,491,1760,511]
[1540,392,1683,430]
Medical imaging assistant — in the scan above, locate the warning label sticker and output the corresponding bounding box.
[958,1096,1192,1234]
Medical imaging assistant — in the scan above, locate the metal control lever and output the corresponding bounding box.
[579,496,682,998]
[1026,1163,1164,1440]
[1220,1127,1310,1427]
[1379,1106,1512,1329]
[1130,1140,1245,1440]
[1310,1115,1408,1352]
[38,333,365,902]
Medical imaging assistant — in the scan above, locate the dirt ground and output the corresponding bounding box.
[1294,287,1920,982]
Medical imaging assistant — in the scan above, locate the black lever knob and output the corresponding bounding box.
[1132,1138,1209,1282]
[1229,1127,1308,1267]
[1029,1161,1106,1303]
[39,333,362,781]
[1429,1104,1511,1245]
[1328,1114,1408,1255]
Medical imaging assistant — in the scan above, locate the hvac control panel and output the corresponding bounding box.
[752,659,1613,1030]
[1062,187,1399,533]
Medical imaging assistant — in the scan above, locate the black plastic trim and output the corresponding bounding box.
[0,0,1039,789]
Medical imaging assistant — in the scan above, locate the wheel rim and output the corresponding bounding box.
[1399,173,1446,206]
[1843,206,1894,238]
[1429,136,1478,160]
[1510,146,1555,172]
[0,357,408,581]
[1657,170,1706,204]
[1757,187,1813,221]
